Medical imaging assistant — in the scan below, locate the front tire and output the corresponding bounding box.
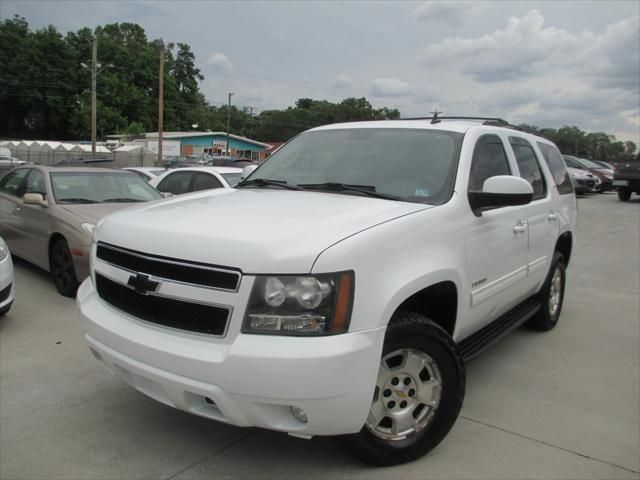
[51,238,79,297]
[529,252,566,331]
[340,312,465,466]
[618,188,631,201]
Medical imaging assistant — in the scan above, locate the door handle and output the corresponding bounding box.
[548,212,559,221]
[13,207,21,213]
[513,221,528,233]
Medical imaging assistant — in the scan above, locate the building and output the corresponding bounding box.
[144,132,271,160]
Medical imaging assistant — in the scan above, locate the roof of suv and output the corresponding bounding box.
[310,119,514,135]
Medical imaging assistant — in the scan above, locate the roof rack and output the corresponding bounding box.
[402,115,510,124]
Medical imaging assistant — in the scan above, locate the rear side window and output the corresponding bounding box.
[537,143,574,195]
[0,168,29,197]
[468,134,511,191]
[193,173,223,192]
[158,171,193,195]
[509,137,547,201]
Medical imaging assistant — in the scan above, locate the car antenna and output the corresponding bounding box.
[430,110,443,124]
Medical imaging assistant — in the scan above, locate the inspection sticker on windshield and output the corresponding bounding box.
[414,188,430,196]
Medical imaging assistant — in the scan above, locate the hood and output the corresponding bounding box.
[96,189,430,273]
[59,202,143,224]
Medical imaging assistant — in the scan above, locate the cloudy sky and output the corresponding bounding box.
[2,0,639,143]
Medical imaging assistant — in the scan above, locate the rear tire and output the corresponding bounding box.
[529,252,566,331]
[51,238,79,297]
[340,311,465,466]
[618,188,631,201]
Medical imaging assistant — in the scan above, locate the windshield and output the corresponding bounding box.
[221,173,241,186]
[50,171,162,204]
[577,158,605,169]
[247,128,463,204]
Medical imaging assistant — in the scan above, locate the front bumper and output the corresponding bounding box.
[77,278,385,436]
[0,253,14,310]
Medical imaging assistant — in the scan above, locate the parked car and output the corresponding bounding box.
[77,118,576,466]
[567,167,597,194]
[150,166,242,195]
[123,167,167,182]
[563,155,613,192]
[0,236,14,316]
[613,159,640,201]
[593,160,615,170]
[205,156,259,168]
[0,166,162,297]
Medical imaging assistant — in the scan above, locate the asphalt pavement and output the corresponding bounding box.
[1,192,638,479]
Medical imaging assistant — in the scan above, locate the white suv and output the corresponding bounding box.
[77,118,576,466]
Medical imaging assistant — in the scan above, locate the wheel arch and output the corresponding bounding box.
[48,232,67,271]
[389,280,458,338]
[555,231,572,266]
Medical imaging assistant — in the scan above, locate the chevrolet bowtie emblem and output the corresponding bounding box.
[127,273,160,295]
[395,390,407,398]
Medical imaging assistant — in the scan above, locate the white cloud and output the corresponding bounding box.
[420,10,639,88]
[369,77,411,97]
[415,1,473,26]
[333,73,353,89]
[206,52,233,72]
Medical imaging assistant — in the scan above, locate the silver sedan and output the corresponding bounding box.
[0,166,162,297]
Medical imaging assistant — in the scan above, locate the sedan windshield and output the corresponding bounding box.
[50,171,162,204]
[244,128,463,204]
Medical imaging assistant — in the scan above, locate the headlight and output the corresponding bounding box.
[0,238,8,261]
[81,223,96,235]
[243,272,354,336]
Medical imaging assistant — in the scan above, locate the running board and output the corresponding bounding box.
[458,297,540,362]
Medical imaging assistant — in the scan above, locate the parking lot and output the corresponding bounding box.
[1,192,638,480]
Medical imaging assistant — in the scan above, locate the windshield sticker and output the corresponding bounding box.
[414,188,430,196]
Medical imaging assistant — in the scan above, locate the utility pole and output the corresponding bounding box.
[81,35,112,160]
[226,92,234,156]
[157,39,165,165]
[90,36,97,159]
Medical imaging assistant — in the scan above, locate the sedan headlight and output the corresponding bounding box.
[0,238,9,261]
[81,223,96,236]
[243,272,354,336]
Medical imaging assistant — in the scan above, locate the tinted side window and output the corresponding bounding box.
[24,169,46,196]
[538,143,574,195]
[468,134,511,191]
[509,137,547,201]
[193,173,223,192]
[157,171,193,195]
[0,168,29,197]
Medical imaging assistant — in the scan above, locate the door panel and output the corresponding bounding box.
[0,168,30,254]
[508,137,556,293]
[17,169,51,268]
[462,134,531,338]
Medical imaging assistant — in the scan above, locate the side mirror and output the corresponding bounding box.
[161,191,174,198]
[468,175,533,216]
[241,165,258,181]
[23,192,49,207]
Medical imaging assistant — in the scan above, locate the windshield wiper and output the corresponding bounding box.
[58,198,97,204]
[236,178,302,191]
[298,182,399,200]
[102,198,145,203]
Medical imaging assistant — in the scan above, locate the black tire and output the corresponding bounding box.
[529,252,566,331]
[340,312,465,466]
[51,238,79,297]
[618,188,631,201]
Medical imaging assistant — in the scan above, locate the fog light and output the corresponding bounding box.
[291,406,308,424]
